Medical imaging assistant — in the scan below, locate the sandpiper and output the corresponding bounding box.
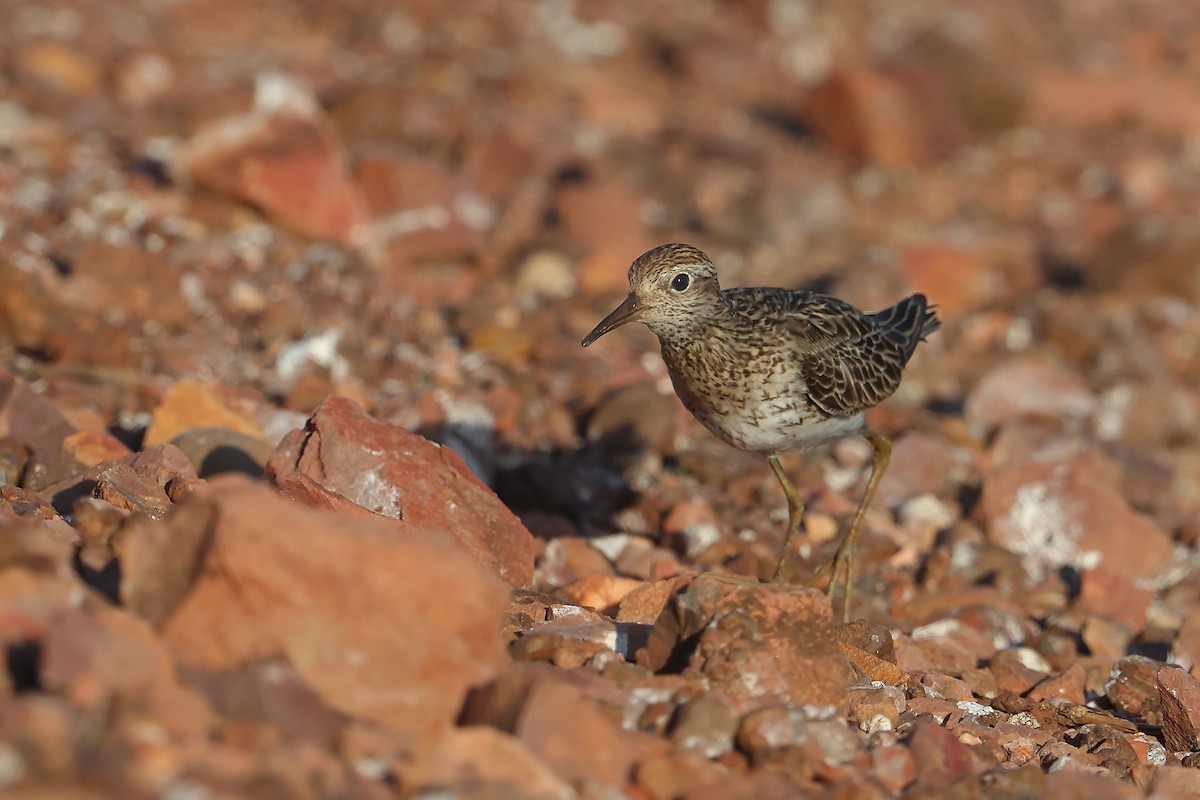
[581,243,939,620]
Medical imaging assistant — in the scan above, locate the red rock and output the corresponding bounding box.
[1077,567,1153,635]
[172,77,370,246]
[982,449,1173,581]
[900,243,997,322]
[636,748,726,800]
[515,677,658,788]
[1174,610,1200,680]
[1105,656,1162,726]
[60,432,131,466]
[267,395,536,588]
[160,477,508,741]
[37,444,198,519]
[184,658,343,746]
[1041,770,1144,799]
[874,430,972,508]
[670,693,739,757]
[867,744,916,794]
[557,179,656,296]
[617,576,691,624]
[65,241,190,327]
[906,717,997,789]
[94,463,171,520]
[990,649,1050,696]
[16,41,99,96]
[966,357,1096,439]
[535,536,614,589]
[1029,69,1200,138]
[638,576,852,709]
[118,498,215,628]
[845,684,905,731]
[40,605,214,739]
[804,64,962,167]
[1152,766,1200,797]
[403,727,573,799]
[1082,615,1133,661]
[1159,666,1200,753]
[113,51,173,109]
[1028,663,1087,705]
[355,154,485,263]
[737,707,864,766]
[144,379,261,448]
[558,574,644,616]
[0,372,76,460]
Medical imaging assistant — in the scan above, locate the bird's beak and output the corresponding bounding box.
[581,293,642,347]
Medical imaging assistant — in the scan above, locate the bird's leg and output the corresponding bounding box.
[767,453,805,583]
[829,431,891,623]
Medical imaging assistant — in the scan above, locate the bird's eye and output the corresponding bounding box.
[671,273,690,292]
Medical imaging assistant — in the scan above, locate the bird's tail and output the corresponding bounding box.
[870,294,940,364]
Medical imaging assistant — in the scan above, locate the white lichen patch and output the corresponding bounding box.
[1002,479,1099,578]
[348,468,403,519]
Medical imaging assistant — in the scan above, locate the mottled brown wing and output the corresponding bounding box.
[722,288,930,418]
[785,294,908,418]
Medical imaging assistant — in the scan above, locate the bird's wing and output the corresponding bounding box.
[732,289,903,418]
[722,288,910,417]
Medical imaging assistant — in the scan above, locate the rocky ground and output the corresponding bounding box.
[3,0,1200,797]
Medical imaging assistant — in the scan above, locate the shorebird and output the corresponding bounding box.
[582,243,939,620]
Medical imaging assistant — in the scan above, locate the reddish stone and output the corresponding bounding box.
[66,240,190,327]
[60,435,130,475]
[94,463,171,520]
[804,64,962,167]
[558,574,644,616]
[16,41,99,95]
[40,605,214,739]
[636,748,726,800]
[1028,663,1087,705]
[355,154,484,263]
[1105,656,1162,726]
[36,444,197,520]
[617,576,692,624]
[535,536,614,589]
[900,244,996,322]
[868,744,916,794]
[1077,567,1153,634]
[1029,69,1200,138]
[403,727,573,799]
[1159,666,1200,753]
[267,395,537,588]
[638,576,852,709]
[557,179,656,295]
[144,379,261,448]
[982,449,1173,581]
[990,649,1050,696]
[516,677,659,788]
[160,477,508,741]
[0,372,76,460]
[966,357,1096,439]
[906,717,997,789]
[172,79,370,246]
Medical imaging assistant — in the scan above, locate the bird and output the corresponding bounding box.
[581,243,940,620]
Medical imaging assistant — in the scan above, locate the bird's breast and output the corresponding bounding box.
[661,336,846,452]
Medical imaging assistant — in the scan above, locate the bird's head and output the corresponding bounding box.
[581,243,722,346]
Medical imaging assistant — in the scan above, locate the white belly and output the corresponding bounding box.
[703,407,867,453]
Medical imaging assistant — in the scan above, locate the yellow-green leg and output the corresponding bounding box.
[767,452,805,583]
[828,432,892,622]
